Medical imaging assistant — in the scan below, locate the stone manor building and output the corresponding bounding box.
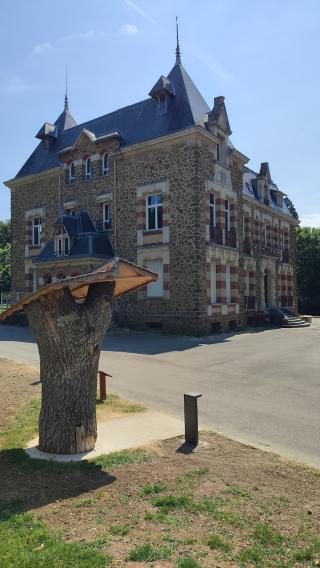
[5,40,299,335]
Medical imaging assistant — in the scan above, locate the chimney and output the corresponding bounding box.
[214,96,225,107]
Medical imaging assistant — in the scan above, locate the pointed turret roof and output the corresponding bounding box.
[167,60,209,125]
[54,107,77,132]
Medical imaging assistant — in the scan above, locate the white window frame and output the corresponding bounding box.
[210,260,217,304]
[209,194,216,227]
[54,226,70,257]
[146,193,163,231]
[146,259,164,298]
[32,218,41,246]
[103,153,109,176]
[69,162,75,183]
[103,203,110,230]
[226,264,232,304]
[85,157,92,179]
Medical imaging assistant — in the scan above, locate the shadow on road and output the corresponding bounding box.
[0,323,273,356]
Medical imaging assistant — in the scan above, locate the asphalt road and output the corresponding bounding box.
[0,321,319,468]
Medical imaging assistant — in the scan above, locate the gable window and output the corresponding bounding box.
[146,259,164,298]
[146,194,163,231]
[216,143,220,162]
[224,200,230,231]
[103,203,111,230]
[54,226,70,256]
[86,157,92,179]
[103,153,109,176]
[209,194,216,227]
[32,218,41,246]
[69,162,75,183]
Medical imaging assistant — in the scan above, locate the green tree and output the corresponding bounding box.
[296,226,320,315]
[0,243,11,292]
[0,220,11,247]
[0,220,11,293]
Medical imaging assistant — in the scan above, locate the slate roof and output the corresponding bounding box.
[243,170,293,218]
[34,211,114,263]
[16,61,210,179]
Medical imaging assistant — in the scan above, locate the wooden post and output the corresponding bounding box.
[99,371,107,401]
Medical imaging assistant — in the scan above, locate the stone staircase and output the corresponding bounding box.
[269,307,311,328]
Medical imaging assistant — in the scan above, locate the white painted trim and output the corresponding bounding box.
[96,192,112,203]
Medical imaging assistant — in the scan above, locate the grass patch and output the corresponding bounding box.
[109,523,131,536]
[74,497,97,508]
[92,448,152,469]
[127,542,172,562]
[96,393,145,414]
[152,494,191,514]
[177,557,203,568]
[0,398,40,450]
[207,534,232,553]
[237,545,265,566]
[0,513,111,567]
[140,482,167,496]
[223,485,251,498]
[252,523,284,546]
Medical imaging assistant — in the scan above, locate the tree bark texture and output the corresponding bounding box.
[25,282,115,454]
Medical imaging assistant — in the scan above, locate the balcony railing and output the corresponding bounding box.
[209,225,223,245]
[245,295,256,311]
[225,229,237,248]
[243,238,252,255]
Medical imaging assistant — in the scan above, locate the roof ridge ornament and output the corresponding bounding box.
[175,16,181,64]
[64,64,69,111]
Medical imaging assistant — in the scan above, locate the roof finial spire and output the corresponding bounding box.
[64,64,69,111]
[175,16,181,64]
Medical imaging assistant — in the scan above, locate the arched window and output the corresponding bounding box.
[69,162,75,183]
[103,153,109,176]
[86,157,92,179]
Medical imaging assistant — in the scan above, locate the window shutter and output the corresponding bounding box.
[146,259,163,297]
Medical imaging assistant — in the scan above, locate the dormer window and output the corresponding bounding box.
[69,162,75,183]
[103,153,109,176]
[54,226,70,256]
[86,157,92,179]
[158,94,167,112]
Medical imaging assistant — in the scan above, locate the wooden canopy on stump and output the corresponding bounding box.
[0,259,157,455]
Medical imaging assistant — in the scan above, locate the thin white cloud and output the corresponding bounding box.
[32,42,54,55]
[192,51,234,84]
[124,0,156,24]
[120,23,140,35]
[2,76,32,94]
[63,30,109,42]
[300,214,320,228]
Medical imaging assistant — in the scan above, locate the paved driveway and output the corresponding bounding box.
[0,321,319,468]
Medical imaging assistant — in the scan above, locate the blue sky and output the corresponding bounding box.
[1,0,319,225]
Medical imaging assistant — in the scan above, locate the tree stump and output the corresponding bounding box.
[25,282,115,454]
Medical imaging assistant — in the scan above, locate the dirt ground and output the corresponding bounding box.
[0,359,319,567]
